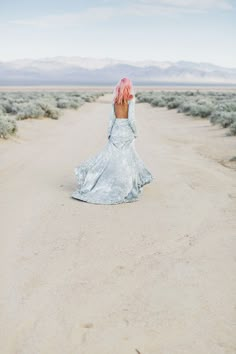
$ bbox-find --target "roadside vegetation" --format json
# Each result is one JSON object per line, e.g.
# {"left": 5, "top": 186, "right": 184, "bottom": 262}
{"left": 0, "top": 91, "right": 105, "bottom": 138}
{"left": 136, "top": 90, "right": 236, "bottom": 136}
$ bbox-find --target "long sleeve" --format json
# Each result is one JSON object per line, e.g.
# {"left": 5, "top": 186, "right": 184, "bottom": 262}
{"left": 107, "top": 104, "right": 116, "bottom": 138}
{"left": 128, "top": 97, "right": 137, "bottom": 138}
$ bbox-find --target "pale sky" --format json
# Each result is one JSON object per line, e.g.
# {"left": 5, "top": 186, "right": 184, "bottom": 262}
{"left": 0, "top": 0, "right": 235, "bottom": 68}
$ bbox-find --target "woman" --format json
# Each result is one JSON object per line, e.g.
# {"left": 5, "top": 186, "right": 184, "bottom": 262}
{"left": 71, "top": 77, "right": 154, "bottom": 204}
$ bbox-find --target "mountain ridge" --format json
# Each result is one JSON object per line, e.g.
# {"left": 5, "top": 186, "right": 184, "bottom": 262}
{"left": 0, "top": 56, "right": 236, "bottom": 85}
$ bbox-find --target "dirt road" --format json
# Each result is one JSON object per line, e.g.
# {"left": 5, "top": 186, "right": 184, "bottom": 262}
{"left": 0, "top": 94, "right": 235, "bottom": 354}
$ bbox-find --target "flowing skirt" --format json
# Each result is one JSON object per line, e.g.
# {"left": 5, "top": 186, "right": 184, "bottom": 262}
{"left": 71, "top": 119, "right": 154, "bottom": 204}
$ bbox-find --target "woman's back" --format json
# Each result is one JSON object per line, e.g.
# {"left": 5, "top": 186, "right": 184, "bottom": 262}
{"left": 114, "top": 102, "right": 129, "bottom": 119}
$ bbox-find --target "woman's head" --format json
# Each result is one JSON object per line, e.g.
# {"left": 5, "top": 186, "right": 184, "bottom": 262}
{"left": 113, "top": 77, "right": 134, "bottom": 104}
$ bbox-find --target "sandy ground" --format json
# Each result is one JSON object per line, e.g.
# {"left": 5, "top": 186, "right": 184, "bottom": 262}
{"left": 0, "top": 94, "right": 236, "bottom": 354}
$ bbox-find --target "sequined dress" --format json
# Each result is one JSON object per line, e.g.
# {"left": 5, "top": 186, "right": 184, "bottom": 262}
{"left": 71, "top": 97, "right": 154, "bottom": 204}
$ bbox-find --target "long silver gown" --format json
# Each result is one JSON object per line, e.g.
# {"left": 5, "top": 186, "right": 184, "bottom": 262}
{"left": 71, "top": 97, "right": 154, "bottom": 204}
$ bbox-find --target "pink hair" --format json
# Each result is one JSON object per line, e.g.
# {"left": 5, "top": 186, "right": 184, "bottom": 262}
{"left": 113, "top": 77, "right": 134, "bottom": 104}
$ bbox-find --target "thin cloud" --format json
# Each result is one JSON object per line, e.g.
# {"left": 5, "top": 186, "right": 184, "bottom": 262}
{"left": 127, "top": 0, "right": 233, "bottom": 11}
{"left": 8, "top": 0, "right": 233, "bottom": 28}
{"left": 9, "top": 7, "right": 115, "bottom": 28}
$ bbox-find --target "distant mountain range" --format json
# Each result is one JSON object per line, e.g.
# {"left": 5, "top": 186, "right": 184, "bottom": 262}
{"left": 0, "top": 56, "right": 236, "bottom": 85}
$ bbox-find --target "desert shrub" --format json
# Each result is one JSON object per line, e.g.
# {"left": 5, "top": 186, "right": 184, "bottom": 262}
{"left": 0, "top": 115, "right": 17, "bottom": 138}
{"left": 185, "top": 91, "right": 196, "bottom": 96}
{"left": 187, "top": 103, "right": 203, "bottom": 116}
{"left": 191, "top": 103, "right": 213, "bottom": 118}
{"left": 79, "top": 93, "right": 97, "bottom": 102}
{"left": 1, "top": 100, "right": 14, "bottom": 114}
{"left": 177, "top": 101, "right": 193, "bottom": 114}
{"left": 210, "top": 111, "right": 222, "bottom": 124}
{"left": 37, "top": 101, "right": 61, "bottom": 119}
{"left": 56, "top": 98, "right": 70, "bottom": 109}
{"left": 56, "top": 97, "right": 84, "bottom": 109}
{"left": 217, "top": 101, "right": 236, "bottom": 112}
{"left": 70, "top": 99, "right": 84, "bottom": 109}
{"left": 167, "top": 98, "right": 184, "bottom": 109}
{"left": 136, "top": 92, "right": 156, "bottom": 103}
{"left": 226, "top": 122, "right": 236, "bottom": 136}
{"left": 150, "top": 97, "right": 166, "bottom": 107}
{"left": 180, "top": 101, "right": 213, "bottom": 118}
{"left": 16, "top": 103, "right": 45, "bottom": 120}
{"left": 215, "top": 112, "right": 236, "bottom": 128}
